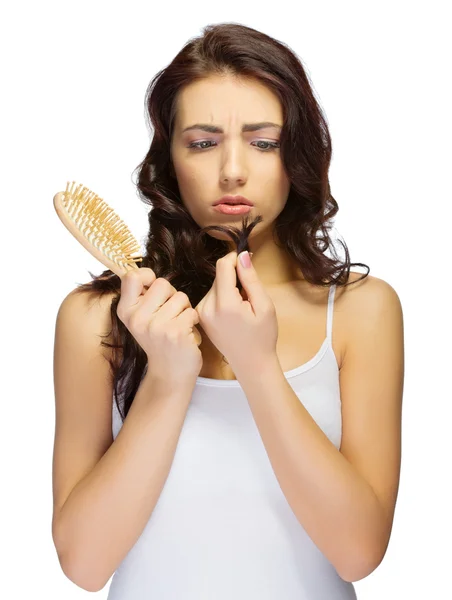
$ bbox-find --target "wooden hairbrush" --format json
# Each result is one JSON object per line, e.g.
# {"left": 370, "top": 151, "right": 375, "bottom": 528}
{"left": 53, "top": 181, "right": 202, "bottom": 346}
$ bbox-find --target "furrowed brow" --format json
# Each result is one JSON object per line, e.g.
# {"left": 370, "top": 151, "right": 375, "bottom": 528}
{"left": 182, "top": 122, "right": 282, "bottom": 134}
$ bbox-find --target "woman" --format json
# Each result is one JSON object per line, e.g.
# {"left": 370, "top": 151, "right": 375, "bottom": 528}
{"left": 51, "top": 22, "right": 404, "bottom": 599}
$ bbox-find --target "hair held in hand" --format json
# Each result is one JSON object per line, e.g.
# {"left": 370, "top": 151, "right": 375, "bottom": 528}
{"left": 73, "top": 23, "right": 369, "bottom": 422}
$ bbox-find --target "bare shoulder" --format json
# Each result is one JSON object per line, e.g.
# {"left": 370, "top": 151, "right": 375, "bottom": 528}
{"left": 59, "top": 287, "right": 118, "bottom": 364}
{"left": 333, "top": 271, "right": 403, "bottom": 369}
{"left": 336, "top": 271, "right": 402, "bottom": 318}
{"left": 336, "top": 271, "right": 403, "bottom": 362}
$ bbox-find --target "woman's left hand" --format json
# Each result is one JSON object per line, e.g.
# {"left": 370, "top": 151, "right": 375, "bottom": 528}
{"left": 194, "top": 250, "right": 279, "bottom": 373}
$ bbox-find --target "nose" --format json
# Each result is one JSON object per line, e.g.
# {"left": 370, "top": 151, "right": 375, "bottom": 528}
{"left": 219, "top": 143, "right": 248, "bottom": 185}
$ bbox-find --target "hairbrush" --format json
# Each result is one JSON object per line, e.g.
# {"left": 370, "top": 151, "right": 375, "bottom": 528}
{"left": 53, "top": 181, "right": 202, "bottom": 346}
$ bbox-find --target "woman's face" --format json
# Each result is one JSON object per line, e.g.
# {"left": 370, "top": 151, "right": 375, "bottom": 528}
{"left": 170, "top": 74, "right": 291, "bottom": 243}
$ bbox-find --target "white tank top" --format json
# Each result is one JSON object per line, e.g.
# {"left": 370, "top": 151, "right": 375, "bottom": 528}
{"left": 108, "top": 283, "right": 357, "bottom": 599}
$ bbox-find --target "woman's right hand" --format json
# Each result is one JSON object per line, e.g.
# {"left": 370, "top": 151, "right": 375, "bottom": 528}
{"left": 116, "top": 267, "right": 203, "bottom": 391}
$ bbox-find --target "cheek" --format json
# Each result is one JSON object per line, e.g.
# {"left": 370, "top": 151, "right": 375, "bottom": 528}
{"left": 174, "top": 166, "right": 212, "bottom": 213}
{"left": 260, "top": 164, "right": 290, "bottom": 192}
{"left": 273, "top": 164, "right": 291, "bottom": 195}
{"left": 281, "top": 174, "right": 291, "bottom": 196}
{"left": 174, "top": 160, "right": 209, "bottom": 189}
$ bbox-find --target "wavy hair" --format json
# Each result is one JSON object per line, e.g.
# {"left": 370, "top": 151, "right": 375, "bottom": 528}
{"left": 73, "top": 22, "right": 369, "bottom": 422}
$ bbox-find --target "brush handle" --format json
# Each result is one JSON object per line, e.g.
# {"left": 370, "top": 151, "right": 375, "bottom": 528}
{"left": 53, "top": 191, "right": 202, "bottom": 346}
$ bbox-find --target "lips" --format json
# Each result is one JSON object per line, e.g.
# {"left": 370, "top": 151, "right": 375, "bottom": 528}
{"left": 213, "top": 195, "right": 254, "bottom": 206}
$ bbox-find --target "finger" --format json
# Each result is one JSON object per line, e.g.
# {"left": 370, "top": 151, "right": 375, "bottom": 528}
{"left": 153, "top": 289, "right": 191, "bottom": 323}
{"left": 236, "top": 252, "right": 270, "bottom": 315}
{"left": 119, "top": 268, "right": 157, "bottom": 309}
{"left": 214, "top": 251, "right": 239, "bottom": 307}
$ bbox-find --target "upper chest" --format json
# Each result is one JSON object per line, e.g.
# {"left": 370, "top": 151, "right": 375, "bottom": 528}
{"left": 198, "top": 279, "right": 349, "bottom": 381}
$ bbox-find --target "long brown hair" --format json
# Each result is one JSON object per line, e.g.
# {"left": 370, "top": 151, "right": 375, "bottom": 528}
{"left": 73, "top": 22, "right": 369, "bottom": 422}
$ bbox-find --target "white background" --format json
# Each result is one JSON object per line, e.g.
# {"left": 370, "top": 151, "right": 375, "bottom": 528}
{"left": 1, "top": 1, "right": 450, "bottom": 598}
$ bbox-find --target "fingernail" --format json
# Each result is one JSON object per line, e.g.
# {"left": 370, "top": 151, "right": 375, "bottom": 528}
{"left": 239, "top": 251, "right": 252, "bottom": 268}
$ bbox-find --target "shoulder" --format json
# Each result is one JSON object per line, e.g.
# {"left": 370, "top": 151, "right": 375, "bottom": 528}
{"left": 338, "top": 271, "right": 403, "bottom": 359}
{"left": 59, "top": 286, "right": 117, "bottom": 324}
{"left": 57, "top": 287, "right": 118, "bottom": 363}
{"left": 337, "top": 271, "right": 402, "bottom": 318}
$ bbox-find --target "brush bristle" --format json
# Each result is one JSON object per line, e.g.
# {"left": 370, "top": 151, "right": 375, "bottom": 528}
{"left": 62, "top": 181, "right": 143, "bottom": 270}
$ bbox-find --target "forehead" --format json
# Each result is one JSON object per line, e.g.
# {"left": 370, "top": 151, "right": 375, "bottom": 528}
{"left": 174, "top": 75, "right": 283, "bottom": 131}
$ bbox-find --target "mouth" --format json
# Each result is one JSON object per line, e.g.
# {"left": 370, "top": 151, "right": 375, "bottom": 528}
{"left": 213, "top": 203, "right": 252, "bottom": 215}
{"left": 212, "top": 195, "right": 254, "bottom": 207}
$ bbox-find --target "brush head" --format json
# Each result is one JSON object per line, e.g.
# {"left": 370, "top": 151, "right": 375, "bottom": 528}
{"left": 53, "top": 181, "right": 144, "bottom": 278}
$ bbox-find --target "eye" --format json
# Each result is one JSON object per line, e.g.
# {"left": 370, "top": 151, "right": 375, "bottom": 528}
{"left": 252, "top": 141, "right": 280, "bottom": 152}
{"left": 188, "top": 140, "right": 216, "bottom": 150}
{"left": 187, "top": 140, "right": 280, "bottom": 152}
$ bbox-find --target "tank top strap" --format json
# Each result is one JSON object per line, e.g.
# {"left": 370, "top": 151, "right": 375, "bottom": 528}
{"left": 326, "top": 284, "right": 337, "bottom": 341}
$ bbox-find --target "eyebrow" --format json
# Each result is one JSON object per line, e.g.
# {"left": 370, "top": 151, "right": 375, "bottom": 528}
{"left": 181, "top": 122, "right": 282, "bottom": 134}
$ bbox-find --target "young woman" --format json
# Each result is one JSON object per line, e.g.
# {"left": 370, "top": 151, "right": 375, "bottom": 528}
{"left": 52, "top": 22, "right": 404, "bottom": 599}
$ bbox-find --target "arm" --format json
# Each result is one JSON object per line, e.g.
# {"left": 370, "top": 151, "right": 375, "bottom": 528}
{"left": 51, "top": 289, "right": 194, "bottom": 593}
{"left": 53, "top": 375, "right": 192, "bottom": 592}
{"left": 233, "top": 277, "right": 404, "bottom": 583}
